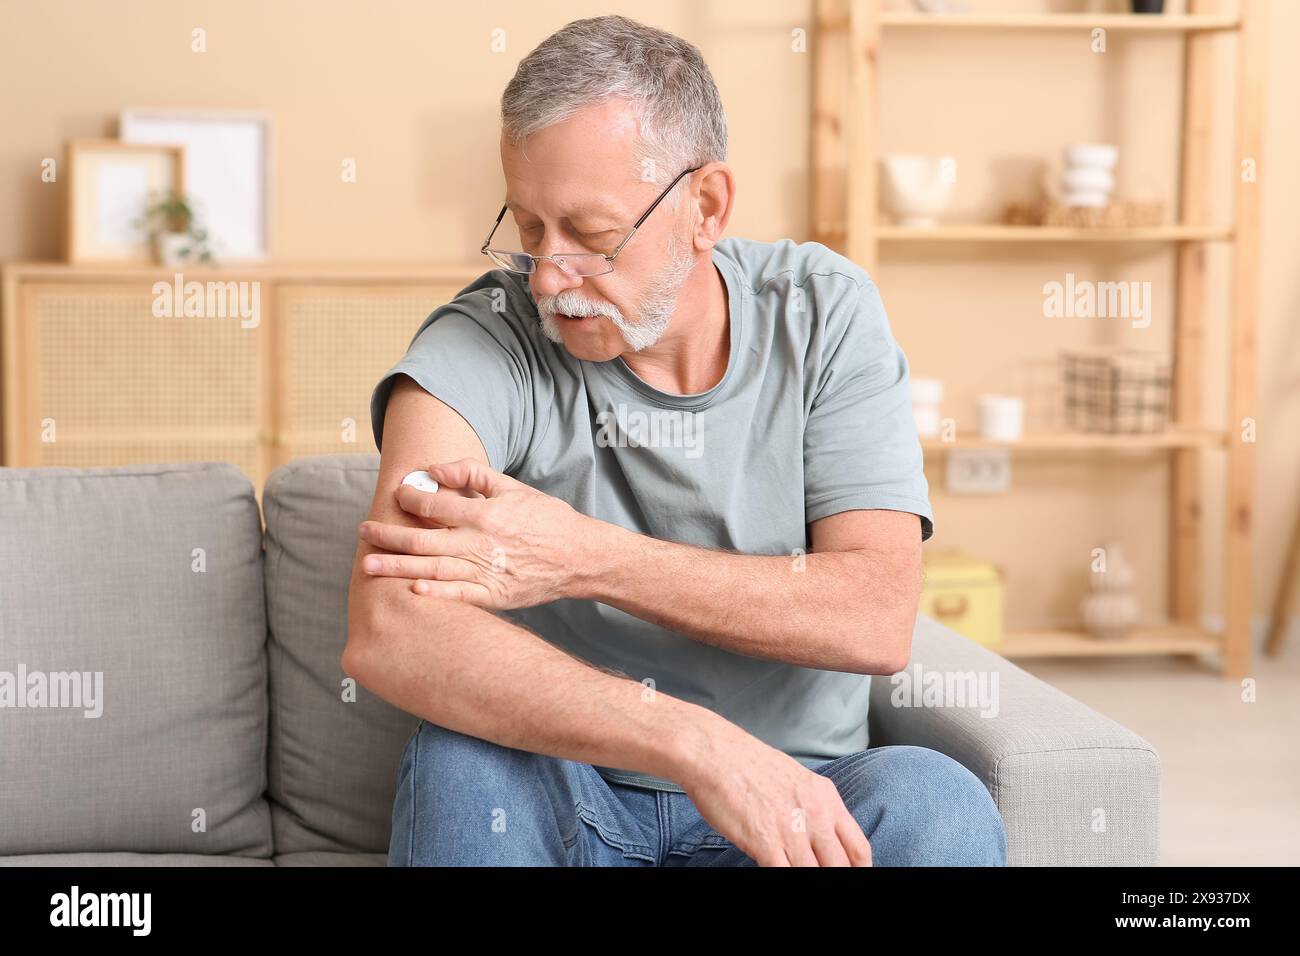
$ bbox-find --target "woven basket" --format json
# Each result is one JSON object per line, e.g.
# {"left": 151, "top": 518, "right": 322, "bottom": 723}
{"left": 1005, "top": 200, "right": 1165, "bottom": 229}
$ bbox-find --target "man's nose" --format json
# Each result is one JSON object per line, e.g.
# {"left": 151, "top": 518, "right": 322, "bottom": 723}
{"left": 529, "top": 252, "right": 584, "bottom": 299}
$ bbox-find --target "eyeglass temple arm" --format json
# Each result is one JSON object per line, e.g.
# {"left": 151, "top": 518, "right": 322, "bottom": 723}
{"left": 608, "top": 165, "right": 702, "bottom": 259}
{"left": 480, "top": 203, "right": 507, "bottom": 253}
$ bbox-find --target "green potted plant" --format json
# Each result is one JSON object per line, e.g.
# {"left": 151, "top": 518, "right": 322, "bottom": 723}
{"left": 135, "top": 190, "right": 214, "bottom": 266}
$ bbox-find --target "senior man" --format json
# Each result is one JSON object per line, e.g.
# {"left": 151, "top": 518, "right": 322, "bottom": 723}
{"left": 343, "top": 14, "right": 1006, "bottom": 867}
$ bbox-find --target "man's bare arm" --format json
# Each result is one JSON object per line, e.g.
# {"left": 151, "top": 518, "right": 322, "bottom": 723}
{"left": 578, "top": 510, "right": 923, "bottom": 675}
{"left": 342, "top": 374, "right": 732, "bottom": 785}
{"left": 361, "top": 443, "right": 922, "bottom": 675}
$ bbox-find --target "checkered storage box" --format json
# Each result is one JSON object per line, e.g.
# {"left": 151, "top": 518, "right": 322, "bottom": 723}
{"left": 1061, "top": 348, "right": 1171, "bottom": 433}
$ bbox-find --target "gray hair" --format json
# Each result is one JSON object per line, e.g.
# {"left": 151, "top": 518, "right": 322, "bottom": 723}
{"left": 501, "top": 15, "right": 727, "bottom": 195}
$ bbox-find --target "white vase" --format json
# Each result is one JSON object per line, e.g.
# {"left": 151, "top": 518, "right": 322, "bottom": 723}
{"left": 1081, "top": 542, "right": 1140, "bottom": 639}
{"left": 1081, "top": 590, "right": 1140, "bottom": 640}
{"left": 1094, "top": 541, "right": 1138, "bottom": 591}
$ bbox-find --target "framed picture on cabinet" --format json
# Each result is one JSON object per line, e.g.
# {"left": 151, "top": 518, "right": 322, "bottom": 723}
{"left": 119, "top": 108, "right": 271, "bottom": 261}
{"left": 64, "top": 139, "right": 186, "bottom": 263}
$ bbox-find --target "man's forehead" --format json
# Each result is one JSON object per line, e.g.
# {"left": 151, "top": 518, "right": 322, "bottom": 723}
{"left": 503, "top": 192, "right": 626, "bottom": 218}
{"left": 499, "top": 104, "right": 643, "bottom": 217}
{"left": 502, "top": 163, "right": 638, "bottom": 219}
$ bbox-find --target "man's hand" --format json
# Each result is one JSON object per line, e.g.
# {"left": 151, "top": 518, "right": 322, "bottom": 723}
{"left": 680, "top": 721, "right": 873, "bottom": 867}
{"left": 357, "top": 457, "right": 600, "bottom": 610}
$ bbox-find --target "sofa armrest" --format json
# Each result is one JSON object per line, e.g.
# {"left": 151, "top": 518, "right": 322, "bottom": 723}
{"left": 868, "top": 616, "right": 1161, "bottom": 866}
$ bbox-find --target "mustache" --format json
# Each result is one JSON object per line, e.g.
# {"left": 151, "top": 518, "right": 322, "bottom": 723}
{"left": 535, "top": 291, "right": 620, "bottom": 319}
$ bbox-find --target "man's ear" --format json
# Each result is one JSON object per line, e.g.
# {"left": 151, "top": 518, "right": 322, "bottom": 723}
{"left": 692, "top": 162, "right": 736, "bottom": 252}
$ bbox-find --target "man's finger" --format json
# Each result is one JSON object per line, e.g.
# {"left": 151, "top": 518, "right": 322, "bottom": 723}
{"left": 784, "top": 834, "right": 820, "bottom": 867}
{"left": 395, "top": 483, "right": 482, "bottom": 527}
{"left": 427, "top": 458, "right": 503, "bottom": 497}
{"left": 809, "top": 823, "right": 852, "bottom": 867}
{"left": 361, "top": 552, "right": 481, "bottom": 582}
{"left": 409, "top": 578, "right": 493, "bottom": 606}
{"left": 836, "top": 812, "right": 873, "bottom": 867}
{"left": 358, "top": 520, "right": 476, "bottom": 556}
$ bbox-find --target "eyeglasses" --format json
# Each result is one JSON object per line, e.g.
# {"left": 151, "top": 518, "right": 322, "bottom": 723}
{"left": 480, "top": 165, "right": 701, "bottom": 277}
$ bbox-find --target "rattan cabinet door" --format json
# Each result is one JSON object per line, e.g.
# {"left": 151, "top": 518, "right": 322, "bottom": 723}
{"left": 12, "top": 280, "right": 263, "bottom": 483}
{"left": 271, "top": 283, "right": 467, "bottom": 467}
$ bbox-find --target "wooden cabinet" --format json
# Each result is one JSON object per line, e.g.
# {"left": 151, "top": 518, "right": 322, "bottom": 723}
{"left": 1, "top": 263, "right": 479, "bottom": 492}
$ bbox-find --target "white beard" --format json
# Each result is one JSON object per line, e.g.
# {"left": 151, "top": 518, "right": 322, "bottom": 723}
{"left": 535, "top": 232, "right": 697, "bottom": 352}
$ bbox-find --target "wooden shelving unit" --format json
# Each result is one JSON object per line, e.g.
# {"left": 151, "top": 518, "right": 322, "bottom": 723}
{"left": 811, "top": 0, "right": 1266, "bottom": 676}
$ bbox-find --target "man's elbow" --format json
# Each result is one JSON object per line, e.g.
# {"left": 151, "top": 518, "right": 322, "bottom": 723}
{"left": 852, "top": 611, "right": 913, "bottom": 675}
{"left": 880, "top": 616, "right": 915, "bottom": 675}
{"left": 342, "top": 574, "right": 387, "bottom": 685}
{"left": 340, "top": 642, "right": 367, "bottom": 685}
{"left": 850, "top": 565, "right": 921, "bottom": 675}
{"left": 341, "top": 614, "right": 372, "bottom": 682}
{"left": 342, "top": 573, "right": 466, "bottom": 686}
{"left": 877, "top": 585, "right": 921, "bottom": 675}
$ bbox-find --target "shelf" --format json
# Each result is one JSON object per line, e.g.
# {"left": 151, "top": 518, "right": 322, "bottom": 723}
{"left": 921, "top": 428, "right": 1227, "bottom": 453}
{"left": 828, "top": 225, "right": 1233, "bottom": 243}
{"left": 879, "top": 225, "right": 1232, "bottom": 243}
{"left": 996, "top": 624, "right": 1221, "bottom": 659}
{"left": 878, "top": 12, "right": 1240, "bottom": 32}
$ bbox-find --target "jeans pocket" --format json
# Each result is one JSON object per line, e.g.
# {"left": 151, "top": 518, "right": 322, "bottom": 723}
{"left": 667, "top": 833, "right": 732, "bottom": 860}
{"left": 574, "top": 803, "right": 656, "bottom": 864}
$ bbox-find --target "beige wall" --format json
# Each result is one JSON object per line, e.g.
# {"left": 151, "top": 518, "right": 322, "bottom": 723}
{"left": 0, "top": 0, "right": 1295, "bottom": 630}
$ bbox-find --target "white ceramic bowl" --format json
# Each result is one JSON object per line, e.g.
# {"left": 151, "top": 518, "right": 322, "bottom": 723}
{"left": 880, "top": 155, "right": 954, "bottom": 228}
{"left": 1063, "top": 143, "right": 1119, "bottom": 169}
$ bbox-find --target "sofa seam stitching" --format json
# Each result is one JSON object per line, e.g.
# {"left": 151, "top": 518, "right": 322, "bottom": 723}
{"left": 267, "top": 477, "right": 289, "bottom": 852}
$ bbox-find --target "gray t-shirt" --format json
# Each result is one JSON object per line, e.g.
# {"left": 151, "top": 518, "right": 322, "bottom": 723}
{"left": 371, "top": 236, "right": 933, "bottom": 792}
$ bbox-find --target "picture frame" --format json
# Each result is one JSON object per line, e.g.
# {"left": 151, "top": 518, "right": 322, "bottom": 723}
{"left": 64, "top": 139, "right": 186, "bottom": 263}
{"left": 119, "top": 108, "right": 271, "bottom": 261}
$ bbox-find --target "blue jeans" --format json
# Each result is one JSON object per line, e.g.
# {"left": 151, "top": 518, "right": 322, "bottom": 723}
{"left": 388, "top": 719, "right": 1007, "bottom": 866}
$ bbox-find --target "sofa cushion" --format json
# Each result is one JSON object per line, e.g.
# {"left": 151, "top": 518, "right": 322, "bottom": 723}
{"left": 262, "top": 454, "right": 420, "bottom": 855}
{"left": 0, "top": 853, "right": 273, "bottom": 867}
{"left": 868, "top": 615, "right": 1161, "bottom": 865}
{"left": 0, "top": 463, "right": 272, "bottom": 857}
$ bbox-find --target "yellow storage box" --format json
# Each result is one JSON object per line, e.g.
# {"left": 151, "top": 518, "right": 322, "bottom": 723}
{"left": 920, "top": 551, "right": 1004, "bottom": 647}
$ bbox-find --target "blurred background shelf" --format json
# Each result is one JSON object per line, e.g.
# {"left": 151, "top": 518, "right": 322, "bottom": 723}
{"left": 877, "top": 12, "right": 1241, "bottom": 32}
{"left": 817, "top": 224, "right": 1234, "bottom": 243}
{"left": 1000, "top": 624, "right": 1222, "bottom": 659}
{"left": 920, "top": 428, "right": 1229, "bottom": 452}
{"left": 874, "top": 224, "right": 1234, "bottom": 242}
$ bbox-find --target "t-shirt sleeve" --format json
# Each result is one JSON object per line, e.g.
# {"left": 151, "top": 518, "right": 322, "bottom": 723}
{"left": 369, "top": 307, "right": 533, "bottom": 474}
{"left": 803, "top": 279, "right": 934, "bottom": 541}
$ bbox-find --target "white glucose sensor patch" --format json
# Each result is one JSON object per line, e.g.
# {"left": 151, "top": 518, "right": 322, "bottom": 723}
{"left": 401, "top": 470, "right": 440, "bottom": 494}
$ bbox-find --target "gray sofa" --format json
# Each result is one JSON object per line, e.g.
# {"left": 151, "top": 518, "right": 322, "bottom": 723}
{"left": 0, "top": 456, "right": 1160, "bottom": 866}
